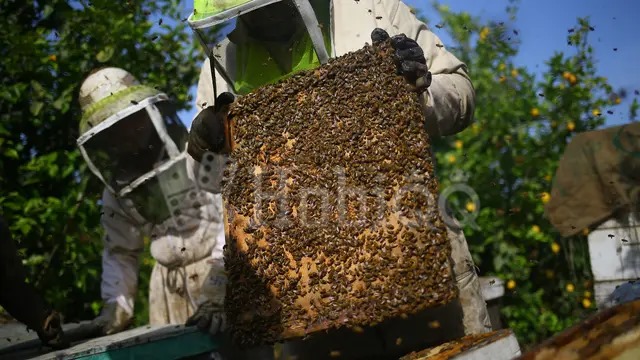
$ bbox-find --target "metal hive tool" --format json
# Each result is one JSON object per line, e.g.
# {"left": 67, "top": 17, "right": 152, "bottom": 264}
{"left": 219, "top": 40, "right": 458, "bottom": 348}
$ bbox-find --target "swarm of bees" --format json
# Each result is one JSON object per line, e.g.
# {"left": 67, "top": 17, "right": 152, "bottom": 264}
{"left": 221, "top": 40, "right": 457, "bottom": 348}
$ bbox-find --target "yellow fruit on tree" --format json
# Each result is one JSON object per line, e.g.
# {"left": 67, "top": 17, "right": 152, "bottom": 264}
{"left": 447, "top": 154, "right": 456, "bottom": 164}
{"left": 592, "top": 109, "right": 601, "bottom": 116}
{"left": 567, "top": 121, "right": 575, "bottom": 131}
{"left": 566, "top": 283, "right": 575, "bottom": 292}
{"left": 541, "top": 192, "right": 551, "bottom": 204}
{"left": 551, "top": 242, "right": 561, "bottom": 254}
{"left": 507, "top": 280, "right": 516, "bottom": 290}
{"left": 531, "top": 225, "right": 541, "bottom": 234}
{"left": 511, "top": 69, "right": 519, "bottom": 77}
{"left": 530, "top": 108, "right": 540, "bottom": 117}
{"left": 562, "top": 71, "right": 571, "bottom": 80}
{"left": 455, "top": 140, "right": 463, "bottom": 149}
{"left": 465, "top": 202, "right": 476, "bottom": 212}
{"left": 582, "top": 298, "right": 592, "bottom": 308}
{"left": 568, "top": 74, "right": 577, "bottom": 85}
{"left": 480, "top": 27, "right": 490, "bottom": 41}
{"left": 615, "top": 97, "right": 621, "bottom": 104}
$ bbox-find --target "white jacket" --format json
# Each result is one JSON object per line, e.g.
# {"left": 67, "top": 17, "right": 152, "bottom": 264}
{"left": 99, "top": 154, "right": 226, "bottom": 316}
{"left": 196, "top": 0, "right": 476, "bottom": 137}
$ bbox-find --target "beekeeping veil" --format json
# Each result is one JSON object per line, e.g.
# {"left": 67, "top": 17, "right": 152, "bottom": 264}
{"left": 187, "top": 0, "right": 331, "bottom": 99}
{"left": 77, "top": 68, "right": 192, "bottom": 221}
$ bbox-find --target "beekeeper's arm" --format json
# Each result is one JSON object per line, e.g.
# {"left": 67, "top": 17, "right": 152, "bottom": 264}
{"left": 0, "top": 214, "right": 69, "bottom": 349}
{"left": 92, "top": 189, "right": 144, "bottom": 335}
{"left": 194, "top": 56, "right": 219, "bottom": 115}
{"left": 187, "top": 56, "right": 235, "bottom": 165}
{"left": 180, "top": 57, "right": 232, "bottom": 336}
{"left": 373, "top": 1, "right": 476, "bottom": 137}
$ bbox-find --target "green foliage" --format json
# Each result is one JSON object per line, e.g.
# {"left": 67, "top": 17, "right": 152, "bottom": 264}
{"left": 0, "top": 0, "right": 200, "bottom": 322}
{"left": 423, "top": 1, "right": 637, "bottom": 349}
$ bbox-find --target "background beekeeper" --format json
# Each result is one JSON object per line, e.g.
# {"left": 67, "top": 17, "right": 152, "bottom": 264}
{"left": 186, "top": 0, "right": 491, "bottom": 357}
{"left": 76, "top": 67, "right": 231, "bottom": 336}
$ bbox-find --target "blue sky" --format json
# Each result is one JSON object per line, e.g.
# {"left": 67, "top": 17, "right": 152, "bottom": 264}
{"left": 173, "top": 0, "right": 640, "bottom": 129}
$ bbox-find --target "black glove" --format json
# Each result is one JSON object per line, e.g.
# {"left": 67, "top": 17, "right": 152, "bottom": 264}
{"left": 36, "top": 310, "right": 70, "bottom": 350}
{"left": 371, "top": 28, "right": 432, "bottom": 93}
{"left": 187, "top": 92, "right": 236, "bottom": 163}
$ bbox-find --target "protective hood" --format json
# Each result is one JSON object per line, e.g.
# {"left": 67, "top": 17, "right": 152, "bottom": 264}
{"left": 77, "top": 94, "right": 189, "bottom": 198}
{"left": 187, "top": 0, "right": 331, "bottom": 98}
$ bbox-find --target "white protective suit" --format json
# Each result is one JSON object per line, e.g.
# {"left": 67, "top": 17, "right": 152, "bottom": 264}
{"left": 99, "top": 158, "right": 226, "bottom": 326}
{"left": 194, "top": 0, "right": 492, "bottom": 339}
{"left": 74, "top": 66, "right": 227, "bottom": 335}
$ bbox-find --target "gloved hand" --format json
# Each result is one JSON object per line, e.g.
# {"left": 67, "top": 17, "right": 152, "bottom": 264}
{"left": 187, "top": 92, "right": 236, "bottom": 163}
{"left": 186, "top": 262, "right": 227, "bottom": 337}
{"left": 186, "top": 299, "right": 226, "bottom": 336}
{"left": 371, "top": 28, "right": 432, "bottom": 93}
{"left": 91, "top": 301, "right": 134, "bottom": 336}
{"left": 36, "top": 310, "right": 70, "bottom": 349}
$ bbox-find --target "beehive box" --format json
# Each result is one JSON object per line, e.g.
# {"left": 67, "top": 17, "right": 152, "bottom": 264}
{"left": 586, "top": 212, "right": 640, "bottom": 308}
{"left": 517, "top": 299, "right": 640, "bottom": 360}
{"left": 399, "top": 329, "right": 521, "bottom": 360}
{"left": 221, "top": 40, "right": 457, "bottom": 347}
{"left": 0, "top": 323, "right": 218, "bottom": 360}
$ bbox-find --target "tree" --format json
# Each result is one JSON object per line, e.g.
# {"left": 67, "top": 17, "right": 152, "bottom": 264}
{"left": 0, "top": 0, "right": 204, "bottom": 324}
{"left": 421, "top": 1, "right": 638, "bottom": 349}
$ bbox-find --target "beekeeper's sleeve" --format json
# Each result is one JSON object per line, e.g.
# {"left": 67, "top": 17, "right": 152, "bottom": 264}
{"left": 389, "top": 0, "right": 476, "bottom": 137}
{"left": 99, "top": 189, "right": 144, "bottom": 317}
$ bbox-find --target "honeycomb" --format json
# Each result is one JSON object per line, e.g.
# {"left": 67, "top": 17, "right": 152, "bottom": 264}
{"left": 221, "top": 40, "right": 457, "bottom": 348}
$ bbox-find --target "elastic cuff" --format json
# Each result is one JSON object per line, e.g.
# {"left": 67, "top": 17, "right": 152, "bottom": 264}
{"left": 419, "top": 88, "right": 439, "bottom": 137}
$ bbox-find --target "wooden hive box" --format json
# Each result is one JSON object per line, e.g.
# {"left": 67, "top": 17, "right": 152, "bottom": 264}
{"left": 220, "top": 40, "right": 457, "bottom": 348}
{"left": 517, "top": 299, "right": 640, "bottom": 360}
{"left": 586, "top": 212, "right": 640, "bottom": 308}
{"left": 0, "top": 323, "right": 217, "bottom": 360}
{"left": 399, "top": 329, "right": 521, "bottom": 360}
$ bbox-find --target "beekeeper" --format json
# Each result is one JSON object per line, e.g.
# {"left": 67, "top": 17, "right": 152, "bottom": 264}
{"left": 186, "top": 0, "right": 491, "bottom": 352}
{"left": 76, "top": 67, "right": 232, "bottom": 335}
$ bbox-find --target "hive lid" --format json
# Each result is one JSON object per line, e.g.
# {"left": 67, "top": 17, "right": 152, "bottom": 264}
{"left": 517, "top": 299, "right": 640, "bottom": 360}
{"left": 399, "top": 329, "right": 521, "bottom": 360}
{"left": 0, "top": 324, "right": 218, "bottom": 360}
